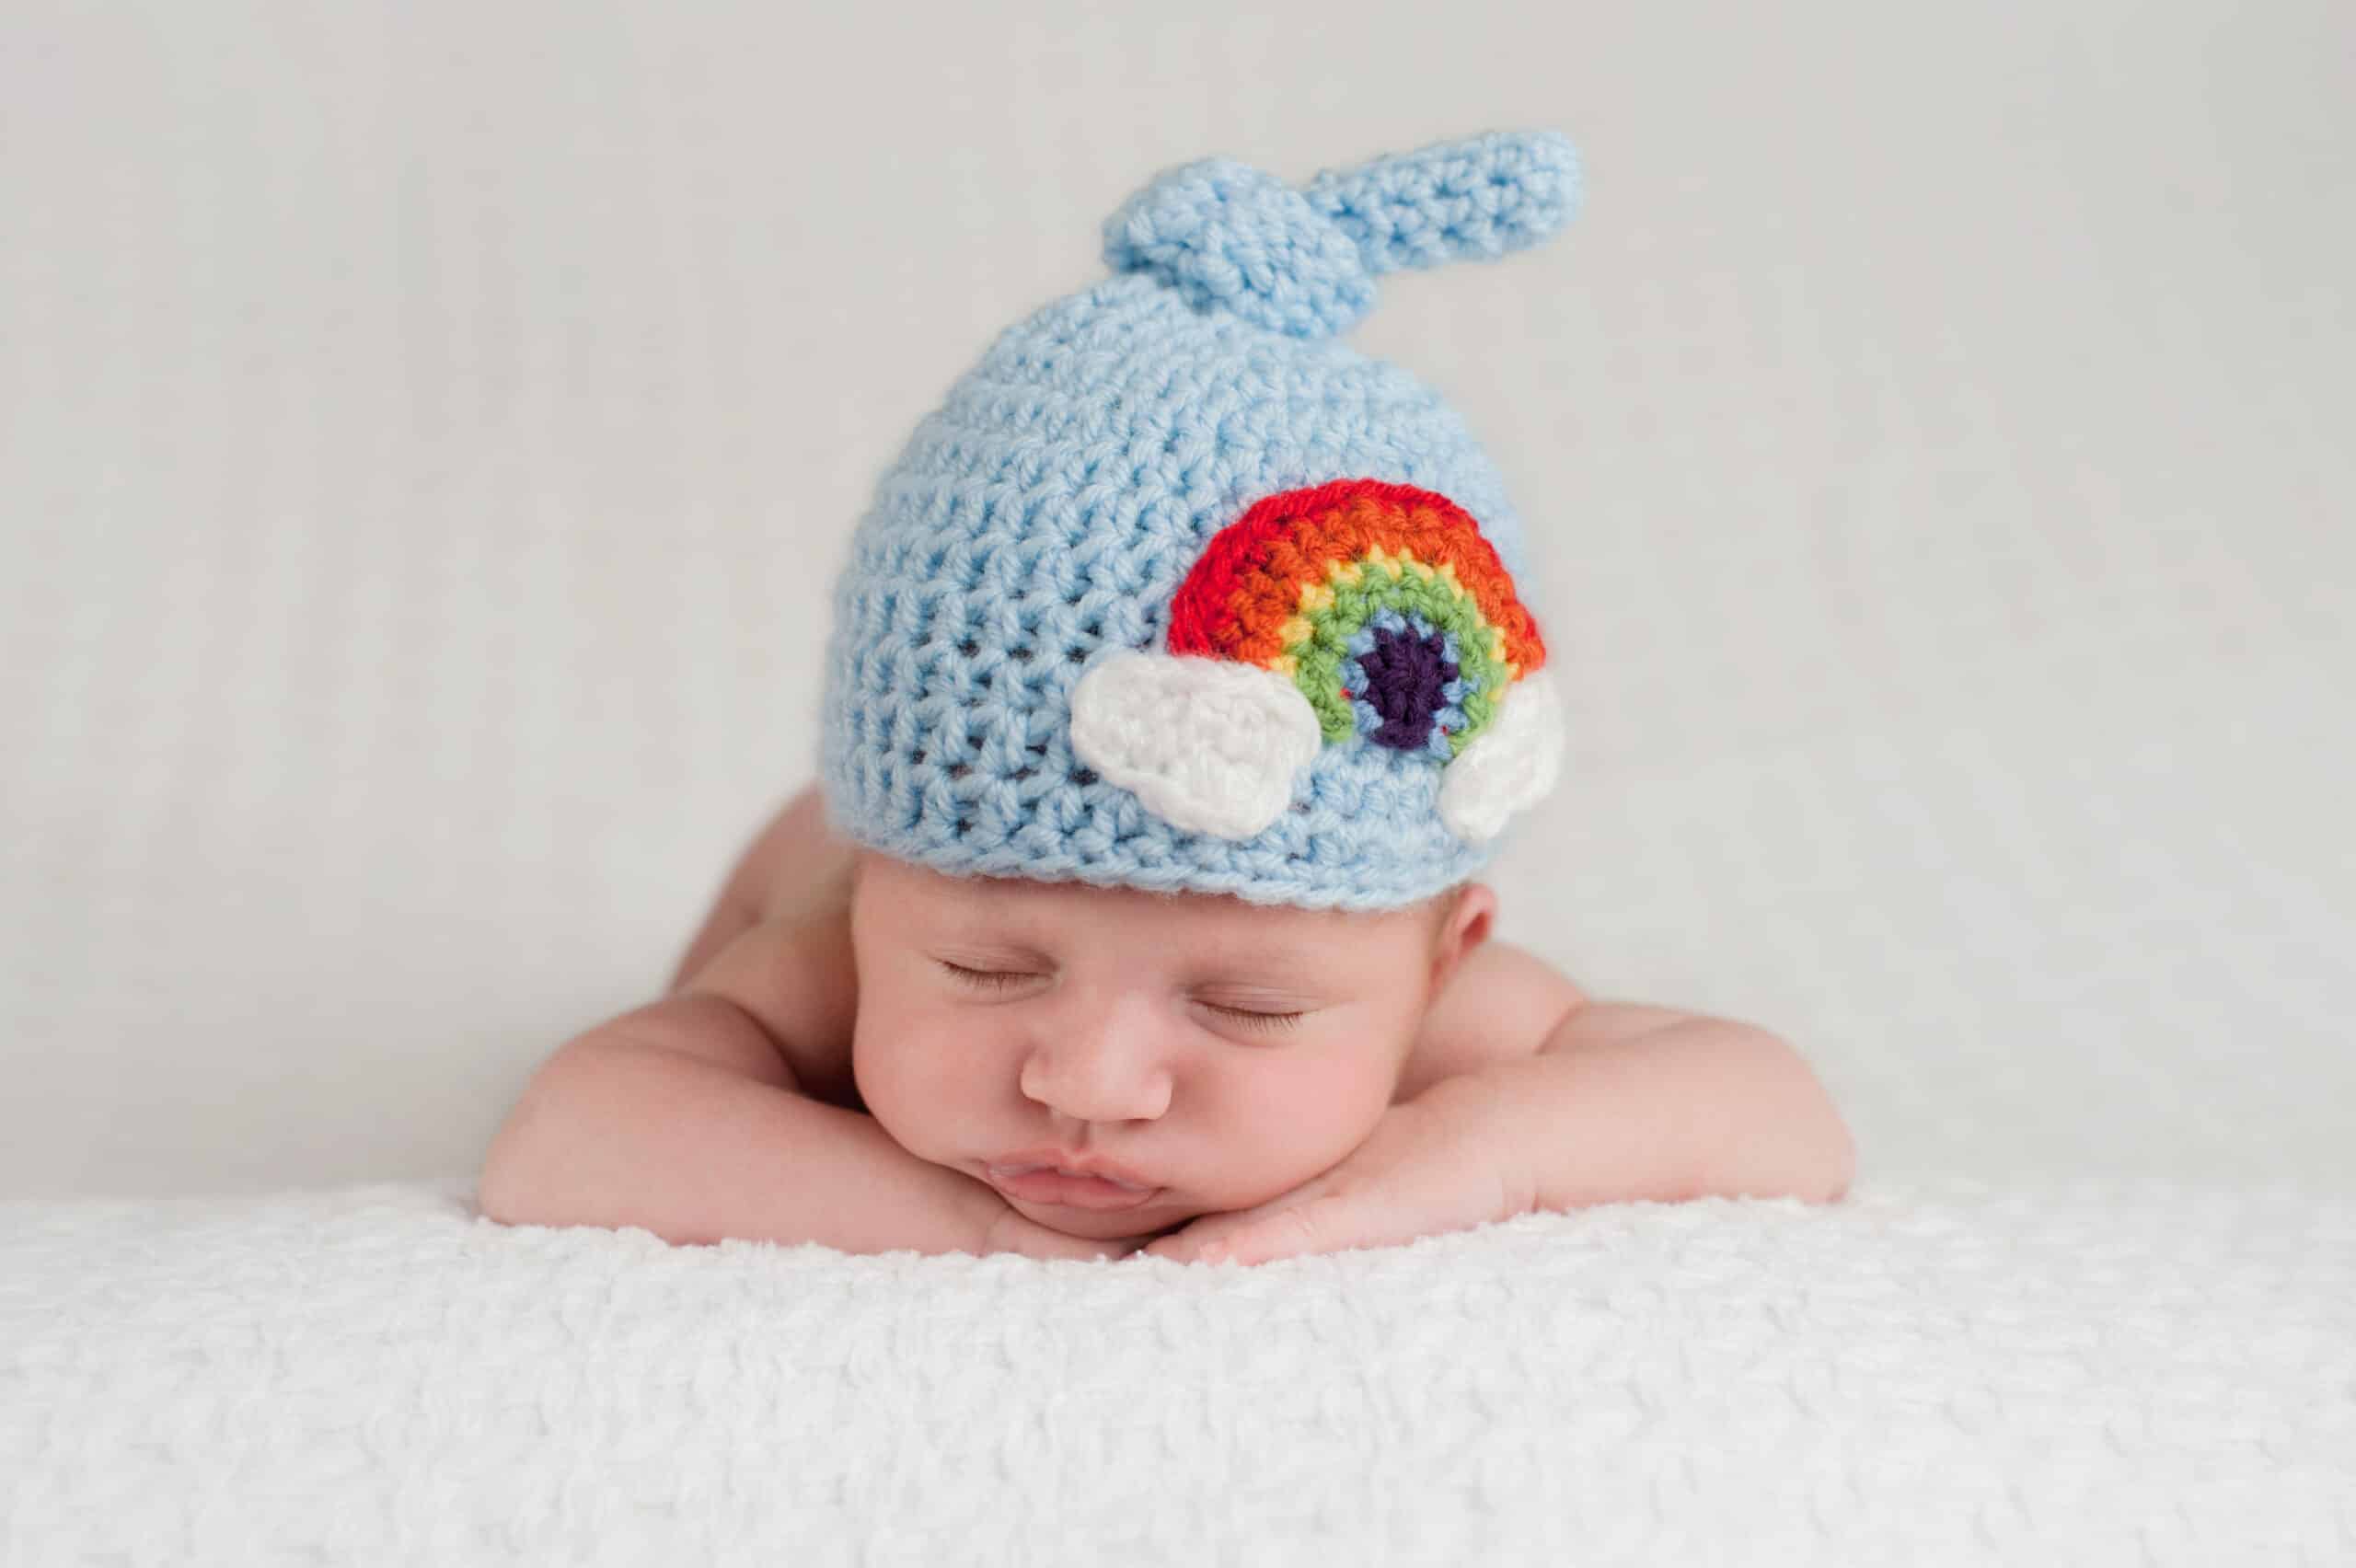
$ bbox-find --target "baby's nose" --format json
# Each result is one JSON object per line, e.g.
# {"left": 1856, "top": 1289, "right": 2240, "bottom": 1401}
{"left": 1019, "top": 1036, "right": 1172, "bottom": 1124}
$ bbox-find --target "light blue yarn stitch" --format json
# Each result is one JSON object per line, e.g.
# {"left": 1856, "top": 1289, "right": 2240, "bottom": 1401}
{"left": 818, "top": 130, "right": 1582, "bottom": 911}
{"left": 1103, "top": 130, "right": 1580, "bottom": 339}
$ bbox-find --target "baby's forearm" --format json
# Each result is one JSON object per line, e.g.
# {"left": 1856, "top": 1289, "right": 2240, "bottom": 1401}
{"left": 1473, "top": 1008, "right": 1855, "bottom": 1210}
{"left": 478, "top": 1020, "right": 995, "bottom": 1256}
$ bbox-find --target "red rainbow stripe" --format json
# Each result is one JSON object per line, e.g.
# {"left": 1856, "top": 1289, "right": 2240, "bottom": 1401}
{"left": 1164, "top": 478, "right": 1546, "bottom": 673}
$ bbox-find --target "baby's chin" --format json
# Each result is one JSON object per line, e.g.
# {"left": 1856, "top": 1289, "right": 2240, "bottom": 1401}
{"left": 1012, "top": 1193, "right": 1197, "bottom": 1242}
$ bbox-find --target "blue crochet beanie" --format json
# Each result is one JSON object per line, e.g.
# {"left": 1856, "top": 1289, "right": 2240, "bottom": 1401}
{"left": 818, "top": 130, "right": 1581, "bottom": 911}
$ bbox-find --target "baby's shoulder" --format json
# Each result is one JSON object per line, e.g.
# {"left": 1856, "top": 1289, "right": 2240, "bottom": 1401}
{"left": 681, "top": 905, "right": 863, "bottom": 1110}
{"left": 1394, "top": 940, "right": 1586, "bottom": 1104}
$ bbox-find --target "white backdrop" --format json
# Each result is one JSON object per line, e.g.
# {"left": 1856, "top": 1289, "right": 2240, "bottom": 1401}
{"left": 3, "top": 0, "right": 2349, "bottom": 1197}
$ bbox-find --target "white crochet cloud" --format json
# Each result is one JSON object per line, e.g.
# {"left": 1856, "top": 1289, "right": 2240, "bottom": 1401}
{"left": 1438, "top": 670, "right": 1566, "bottom": 842}
{"left": 1068, "top": 650, "right": 1321, "bottom": 840}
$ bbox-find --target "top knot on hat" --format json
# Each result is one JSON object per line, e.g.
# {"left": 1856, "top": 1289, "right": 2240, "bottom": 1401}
{"left": 1101, "top": 130, "right": 1583, "bottom": 340}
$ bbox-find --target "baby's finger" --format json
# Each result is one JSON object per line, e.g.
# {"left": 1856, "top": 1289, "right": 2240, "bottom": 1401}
{"left": 1141, "top": 1212, "right": 1257, "bottom": 1262}
{"left": 1047, "top": 1233, "right": 1143, "bottom": 1262}
{"left": 1218, "top": 1196, "right": 1369, "bottom": 1266}
{"left": 1142, "top": 1226, "right": 1222, "bottom": 1263}
{"left": 1149, "top": 1185, "right": 1338, "bottom": 1263}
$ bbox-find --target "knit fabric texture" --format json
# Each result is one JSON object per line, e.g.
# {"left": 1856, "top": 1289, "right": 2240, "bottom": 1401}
{"left": 818, "top": 130, "right": 1581, "bottom": 910}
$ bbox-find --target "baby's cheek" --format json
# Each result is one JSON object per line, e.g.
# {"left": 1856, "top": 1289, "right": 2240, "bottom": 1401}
{"left": 1215, "top": 1055, "right": 1394, "bottom": 1196}
{"left": 849, "top": 1016, "right": 958, "bottom": 1147}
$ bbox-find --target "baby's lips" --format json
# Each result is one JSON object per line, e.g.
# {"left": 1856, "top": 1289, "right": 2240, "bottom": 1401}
{"left": 988, "top": 1160, "right": 1149, "bottom": 1192}
{"left": 1068, "top": 649, "right": 1321, "bottom": 840}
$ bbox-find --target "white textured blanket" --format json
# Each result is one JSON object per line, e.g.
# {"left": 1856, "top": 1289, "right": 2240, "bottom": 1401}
{"left": 6, "top": 1177, "right": 2350, "bottom": 1564}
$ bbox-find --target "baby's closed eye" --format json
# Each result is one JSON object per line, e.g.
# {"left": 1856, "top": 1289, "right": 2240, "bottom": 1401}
{"left": 936, "top": 961, "right": 1306, "bottom": 1032}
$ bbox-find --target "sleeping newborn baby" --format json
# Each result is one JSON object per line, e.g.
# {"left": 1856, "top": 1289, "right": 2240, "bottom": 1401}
{"left": 479, "top": 785, "right": 1851, "bottom": 1264}
{"left": 479, "top": 131, "right": 1854, "bottom": 1264}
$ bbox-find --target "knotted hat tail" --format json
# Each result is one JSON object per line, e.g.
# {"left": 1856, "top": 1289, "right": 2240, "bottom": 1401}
{"left": 1102, "top": 131, "right": 1581, "bottom": 339}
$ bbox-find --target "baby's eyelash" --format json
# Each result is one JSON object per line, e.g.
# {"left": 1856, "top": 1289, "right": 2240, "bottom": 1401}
{"left": 1202, "top": 1002, "right": 1304, "bottom": 1032}
{"left": 940, "top": 963, "right": 1303, "bottom": 1032}
{"left": 941, "top": 962, "right": 1033, "bottom": 990}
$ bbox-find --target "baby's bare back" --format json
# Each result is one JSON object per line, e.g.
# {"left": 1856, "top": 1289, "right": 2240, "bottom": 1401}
{"left": 669, "top": 783, "right": 852, "bottom": 994}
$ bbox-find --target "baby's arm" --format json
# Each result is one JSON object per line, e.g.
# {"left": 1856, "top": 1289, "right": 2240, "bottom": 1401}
{"left": 478, "top": 912, "right": 1132, "bottom": 1261}
{"left": 1530, "top": 996, "right": 1854, "bottom": 1208}
{"left": 1418, "top": 943, "right": 1855, "bottom": 1209}
{"left": 1141, "top": 940, "right": 1855, "bottom": 1267}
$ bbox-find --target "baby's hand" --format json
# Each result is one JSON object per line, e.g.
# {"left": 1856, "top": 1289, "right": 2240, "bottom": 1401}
{"left": 1142, "top": 1073, "right": 1530, "bottom": 1267}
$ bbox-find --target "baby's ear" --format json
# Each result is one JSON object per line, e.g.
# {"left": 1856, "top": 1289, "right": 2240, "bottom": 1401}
{"left": 1429, "top": 882, "right": 1498, "bottom": 991}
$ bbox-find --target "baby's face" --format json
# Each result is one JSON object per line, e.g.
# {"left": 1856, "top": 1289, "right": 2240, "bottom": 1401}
{"left": 847, "top": 852, "right": 1456, "bottom": 1240}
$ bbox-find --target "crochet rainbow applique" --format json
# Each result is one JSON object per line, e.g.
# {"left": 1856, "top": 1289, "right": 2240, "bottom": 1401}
{"left": 1069, "top": 478, "right": 1565, "bottom": 844}
{"left": 1167, "top": 478, "right": 1547, "bottom": 757}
